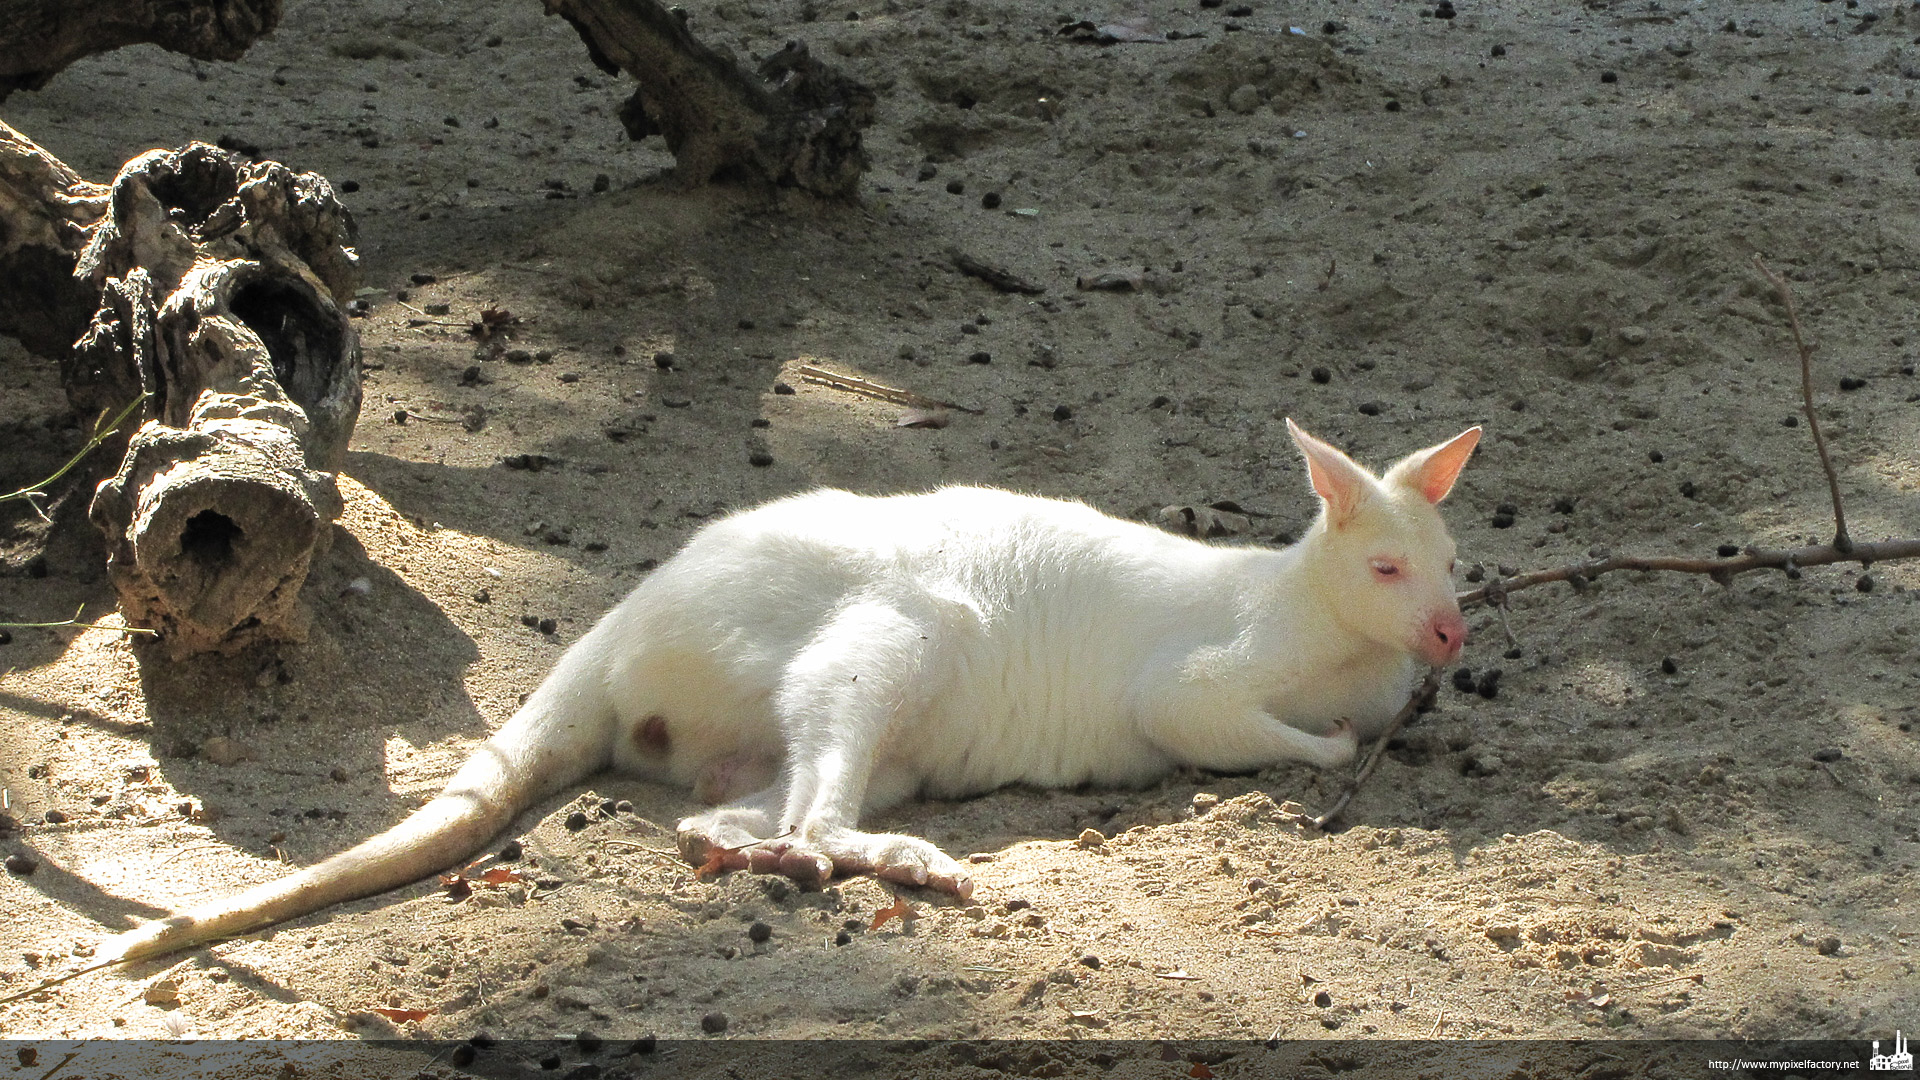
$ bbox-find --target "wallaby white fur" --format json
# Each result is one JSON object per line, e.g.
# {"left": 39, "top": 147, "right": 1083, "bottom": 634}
{"left": 96, "top": 421, "right": 1479, "bottom": 965}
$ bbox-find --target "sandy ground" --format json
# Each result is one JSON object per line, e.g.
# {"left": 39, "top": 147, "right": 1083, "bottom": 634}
{"left": 2, "top": 0, "right": 1918, "bottom": 1056}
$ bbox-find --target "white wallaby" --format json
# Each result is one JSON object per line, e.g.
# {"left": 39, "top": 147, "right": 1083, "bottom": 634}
{"left": 92, "top": 419, "right": 1479, "bottom": 966}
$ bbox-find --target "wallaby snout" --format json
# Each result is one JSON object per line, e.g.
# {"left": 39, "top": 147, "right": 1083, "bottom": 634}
{"left": 1422, "top": 608, "right": 1469, "bottom": 666}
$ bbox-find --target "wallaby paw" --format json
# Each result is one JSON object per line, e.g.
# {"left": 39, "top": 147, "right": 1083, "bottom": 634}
{"left": 675, "top": 810, "right": 772, "bottom": 870}
{"left": 731, "top": 829, "right": 974, "bottom": 898}
{"left": 1312, "top": 717, "right": 1361, "bottom": 768}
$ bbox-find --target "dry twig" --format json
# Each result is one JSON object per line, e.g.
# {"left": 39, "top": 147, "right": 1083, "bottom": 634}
{"left": 1753, "top": 255, "right": 1850, "bottom": 552}
{"left": 795, "top": 363, "right": 983, "bottom": 415}
{"left": 1308, "top": 671, "right": 1440, "bottom": 830}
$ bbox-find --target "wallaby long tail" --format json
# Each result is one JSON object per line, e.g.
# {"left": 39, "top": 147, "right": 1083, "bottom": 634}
{"left": 99, "top": 630, "right": 622, "bottom": 966}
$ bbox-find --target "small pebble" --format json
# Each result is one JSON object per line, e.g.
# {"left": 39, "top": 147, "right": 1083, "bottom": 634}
{"left": 773, "top": 382, "right": 795, "bottom": 395}
{"left": 1815, "top": 935, "right": 1842, "bottom": 956}
{"left": 4, "top": 853, "right": 36, "bottom": 875}
{"left": 1079, "top": 954, "right": 1102, "bottom": 969}
{"left": 43, "top": 809, "right": 68, "bottom": 824}
{"left": 565, "top": 810, "right": 590, "bottom": 831}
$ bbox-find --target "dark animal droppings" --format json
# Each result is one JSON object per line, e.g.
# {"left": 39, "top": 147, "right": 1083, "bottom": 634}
{"left": 749, "top": 451, "right": 775, "bottom": 467}
{"left": 1475, "top": 669, "right": 1503, "bottom": 699}
{"left": 1661, "top": 657, "right": 1678, "bottom": 675}
{"left": 500, "top": 840, "right": 524, "bottom": 861}
{"left": 1311, "top": 366, "right": 1332, "bottom": 383}
{"left": 701, "top": 1012, "right": 729, "bottom": 1033}
{"left": 748, "top": 921, "right": 773, "bottom": 942}
{"left": 1452, "top": 667, "right": 1477, "bottom": 693}
{"left": 565, "top": 810, "right": 590, "bottom": 831}
{"left": 1717, "top": 544, "right": 1740, "bottom": 557}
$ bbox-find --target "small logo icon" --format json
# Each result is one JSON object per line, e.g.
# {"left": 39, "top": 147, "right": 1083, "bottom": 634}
{"left": 1870, "top": 1031, "right": 1914, "bottom": 1072}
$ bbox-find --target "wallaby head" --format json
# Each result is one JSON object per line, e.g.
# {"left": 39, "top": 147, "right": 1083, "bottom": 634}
{"left": 1285, "top": 419, "right": 1482, "bottom": 667}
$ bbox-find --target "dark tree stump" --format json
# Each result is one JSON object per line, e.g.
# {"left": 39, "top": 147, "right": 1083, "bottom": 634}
{"left": 546, "top": 0, "right": 876, "bottom": 198}
{"left": 0, "top": 0, "right": 282, "bottom": 101}
{"left": 0, "top": 122, "right": 361, "bottom": 658}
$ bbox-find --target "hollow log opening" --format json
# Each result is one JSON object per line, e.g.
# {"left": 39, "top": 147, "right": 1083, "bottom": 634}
{"left": 180, "top": 509, "right": 242, "bottom": 571}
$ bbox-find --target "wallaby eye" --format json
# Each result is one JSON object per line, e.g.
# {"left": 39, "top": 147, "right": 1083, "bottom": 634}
{"left": 1369, "top": 559, "right": 1402, "bottom": 579}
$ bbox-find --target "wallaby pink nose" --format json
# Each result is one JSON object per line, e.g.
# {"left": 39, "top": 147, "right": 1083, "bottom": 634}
{"left": 1423, "top": 611, "right": 1468, "bottom": 665}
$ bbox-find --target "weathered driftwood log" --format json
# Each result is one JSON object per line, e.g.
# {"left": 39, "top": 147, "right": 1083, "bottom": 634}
{"left": 0, "top": 0, "right": 282, "bottom": 101}
{"left": 546, "top": 0, "right": 875, "bottom": 198}
{"left": 0, "top": 122, "right": 361, "bottom": 658}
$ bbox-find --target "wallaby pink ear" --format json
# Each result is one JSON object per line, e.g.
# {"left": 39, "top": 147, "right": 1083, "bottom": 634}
{"left": 1286, "top": 418, "right": 1376, "bottom": 527}
{"left": 1384, "top": 426, "right": 1482, "bottom": 505}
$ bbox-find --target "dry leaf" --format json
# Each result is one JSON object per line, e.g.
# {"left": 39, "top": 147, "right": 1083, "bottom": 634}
{"left": 143, "top": 979, "right": 180, "bottom": 1006}
{"left": 871, "top": 895, "right": 916, "bottom": 931}
{"left": 1077, "top": 266, "right": 1147, "bottom": 291}
{"left": 694, "top": 849, "right": 728, "bottom": 879}
{"left": 440, "top": 874, "right": 473, "bottom": 901}
{"left": 896, "top": 408, "right": 950, "bottom": 429}
{"left": 371, "top": 1007, "right": 433, "bottom": 1023}
{"left": 474, "top": 867, "right": 528, "bottom": 885}
{"left": 469, "top": 307, "right": 522, "bottom": 341}
{"left": 1189, "top": 1064, "right": 1215, "bottom": 1079}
